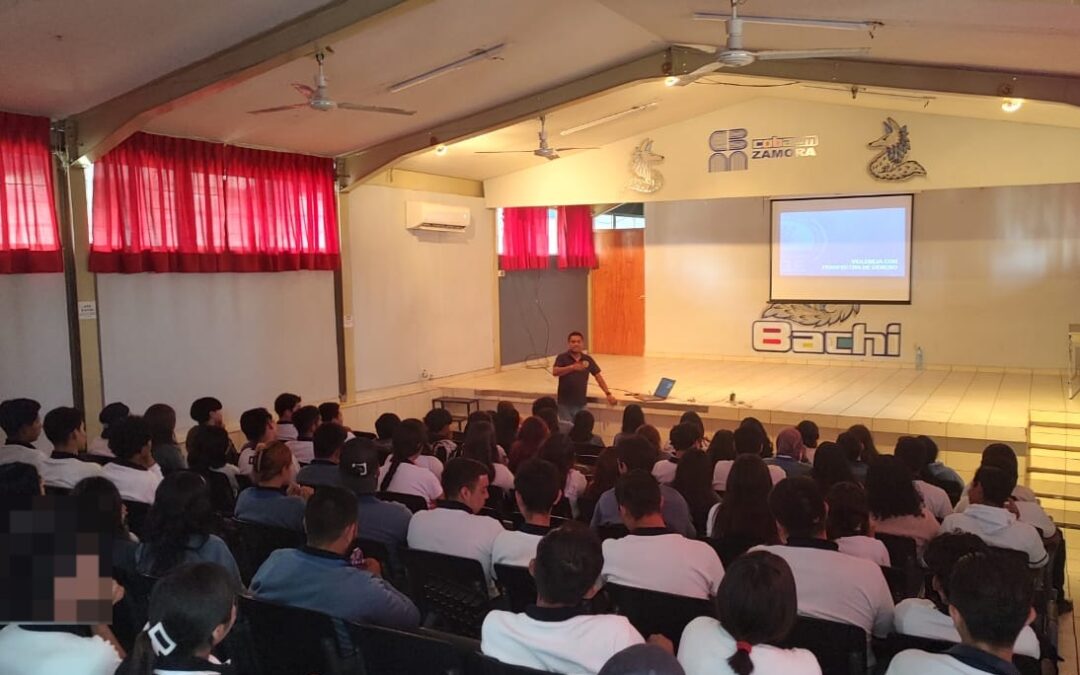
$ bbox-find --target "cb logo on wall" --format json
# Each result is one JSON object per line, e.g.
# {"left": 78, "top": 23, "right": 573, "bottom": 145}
{"left": 709, "top": 128, "right": 819, "bottom": 173}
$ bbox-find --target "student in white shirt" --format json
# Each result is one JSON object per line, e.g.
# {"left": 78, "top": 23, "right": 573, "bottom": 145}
{"left": 602, "top": 470, "right": 724, "bottom": 600}
{"left": 0, "top": 397, "right": 46, "bottom": 472}
{"left": 653, "top": 423, "right": 701, "bottom": 486}
{"left": 885, "top": 548, "right": 1036, "bottom": 675}
{"left": 100, "top": 415, "right": 162, "bottom": 505}
{"left": 940, "top": 466, "right": 1048, "bottom": 568}
{"left": 459, "top": 431, "right": 512, "bottom": 491}
{"left": 117, "top": 562, "right": 239, "bottom": 675}
{"left": 39, "top": 406, "right": 102, "bottom": 490}
{"left": 88, "top": 402, "right": 130, "bottom": 458}
{"left": 493, "top": 458, "right": 562, "bottom": 568}
{"left": 319, "top": 401, "right": 356, "bottom": 441}
{"left": 538, "top": 434, "right": 588, "bottom": 517}
{"left": 483, "top": 523, "right": 645, "bottom": 674}
{"left": 752, "top": 476, "right": 894, "bottom": 639}
{"left": 273, "top": 392, "right": 302, "bottom": 441}
{"left": 825, "top": 482, "right": 891, "bottom": 567}
{"left": 379, "top": 419, "right": 444, "bottom": 506}
{"left": 714, "top": 427, "right": 784, "bottom": 492}
{"left": 954, "top": 444, "right": 1056, "bottom": 538}
{"left": 236, "top": 407, "right": 301, "bottom": 478}
{"left": 895, "top": 436, "right": 954, "bottom": 521}
{"left": 285, "top": 405, "right": 320, "bottom": 465}
{"left": 679, "top": 551, "right": 822, "bottom": 675}
{"left": 187, "top": 425, "right": 243, "bottom": 496}
{"left": 407, "top": 458, "right": 506, "bottom": 593}
{"left": 425, "top": 407, "right": 458, "bottom": 463}
{"left": 894, "top": 532, "right": 1040, "bottom": 658}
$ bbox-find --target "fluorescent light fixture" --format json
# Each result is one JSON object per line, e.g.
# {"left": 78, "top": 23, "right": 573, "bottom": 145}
{"left": 560, "top": 102, "right": 659, "bottom": 136}
{"left": 1001, "top": 98, "right": 1023, "bottom": 113}
{"left": 388, "top": 44, "right": 505, "bottom": 94}
{"left": 664, "top": 76, "right": 680, "bottom": 87}
{"left": 435, "top": 144, "right": 448, "bottom": 156}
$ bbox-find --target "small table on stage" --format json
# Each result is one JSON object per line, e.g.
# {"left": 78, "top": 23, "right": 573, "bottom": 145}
{"left": 431, "top": 396, "right": 480, "bottom": 431}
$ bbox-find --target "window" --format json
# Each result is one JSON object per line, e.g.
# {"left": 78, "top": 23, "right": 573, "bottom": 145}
{"left": 0, "top": 111, "right": 62, "bottom": 273}
{"left": 496, "top": 207, "right": 558, "bottom": 255}
{"left": 592, "top": 213, "right": 645, "bottom": 230}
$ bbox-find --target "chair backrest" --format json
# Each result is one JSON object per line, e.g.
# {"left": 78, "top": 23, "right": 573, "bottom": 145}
{"left": 595, "top": 523, "right": 629, "bottom": 541}
{"left": 705, "top": 535, "right": 763, "bottom": 567}
{"left": 402, "top": 548, "right": 490, "bottom": 638}
{"left": 494, "top": 564, "right": 537, "bottom": 613}
{"left": 123, "top": 500, "right": 151, "bottom": 540}
{"left": 84, "top": 454, "right": 113, "bottom": 466}
{"left": 43, "top": 485, "right": 71, "bottom": 496}
{"left": 875, "top": 532, "right": 924, "bottom": 600}
{"left": 235, "top": 595, "right": 350, "bottom": 675}
{"left": 603, "top": 582, "right": 714, "bottom": 646}
{"left": 110, "top": 570, "right": 159, "bottom": 652}
{"left": 378, "top": 491, "right": 429, "bottom": 513}
{"left": 347, "top": 623, "right": 470, "bottom": 675}
{"left": 196, "top": 468, "right": 237, "bottom": 514}
{"left": 874, "top": 532, "right": 917, "bottom": 568}
{"left": 778, "top": 616, "right": 867, "bottom": 675}
{"left": 468, "top": 653, "right": 555, "bottom": 675}
{"left": 221, "top": 518, "right": 306, "bottom": 585}
{"left": 356, "top": 536, "right": 406, "bottom": 591}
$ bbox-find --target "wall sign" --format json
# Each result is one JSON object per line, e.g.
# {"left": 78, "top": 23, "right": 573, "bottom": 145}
{"left": 628, "top": 139, "right": 664, "bottom": 194}
{"left": 753, "top": 303, "right": 901, "bottom": 357}
{"left": 867, "top": 117, "right": 926, "bottom": 181}
{"left": 708, "top": 128, "right": 819, "bottom": 173}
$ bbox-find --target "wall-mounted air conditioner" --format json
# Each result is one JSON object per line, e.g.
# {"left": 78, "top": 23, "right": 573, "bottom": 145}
{"left": 405, "top": 200, "right": 470, "bottom": 233}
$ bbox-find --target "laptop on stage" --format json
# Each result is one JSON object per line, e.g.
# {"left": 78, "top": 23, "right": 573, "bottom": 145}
{"left": 633, "top": 377, "right": 676, "bottom": 402}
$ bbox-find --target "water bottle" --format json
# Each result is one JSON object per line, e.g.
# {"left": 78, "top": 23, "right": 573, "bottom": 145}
{"left": 915, "top": 346, "right": 924, "bottom": 371}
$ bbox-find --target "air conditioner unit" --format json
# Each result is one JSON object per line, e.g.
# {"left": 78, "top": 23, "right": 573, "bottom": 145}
{"left": 405, "top": 200, "right": 470, "bottom": 233}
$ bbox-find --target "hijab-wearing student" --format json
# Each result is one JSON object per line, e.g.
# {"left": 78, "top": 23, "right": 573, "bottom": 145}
{"left": 493, "top": 458, "right": 563, "bottom": 567}
{"left": 101, "top": 416, "right": 162, "bottom": 505}
{"left": 708, "top": 455, "right": 780, "bottom": 562}
{"left": 765, "top": 428, "right": 811, "bottom": 479}
{"left": 613, "top": 405, "right": 646, "bottom": 448}
{"left": 40, "top": 406, "right": 101, "bottom": 490}
{"left": 811, "top": 442, "right": 854, "bottom": 496}
{"left": 679, "top": 552, "right": 822, "bottom": 675}
{"left": 233, "top": 442, "right": 312, "bottom": 532}
{"left": 671, "top": 450, "right": 720, "bottom": 537}
{"left": 424, "top": 407, "right": 458, "bottom": 463}
{"left": 569, "top": 409, "right": 605, "bottom": 448}
{"left": 285, "top": 405, "right": 320, "bottom": 465}
{"left": 538, "top": 433, "right": 587, "bottom": 517}
{"left": 339, "top": 438, "right": 413, "bottom": 548}
{"left": 653, "top": 423, "right": 702, "bottom": 486}
{"left": 0, "top": 397, "right": 45, "bottom": 472}
{"left": 482, "top": 523, "right": 645, "bottom": 674}
{"left": 115, "top": 562, "right": 238, "bottom": 675}
{"left": 184, "top": 397, "right": 236, "bottom": 463}
{"left": 894, "top": 436, "right": 954, "bottom": 521}
{"left": 713, "top": 427, "right": 784, "bottom": 491}
{"left": 866, "top": 456, "right": 940, "bottom": 558}
{"left": 89, "top": 402, "right": 130, "bottom": 458}
{"left": 296, "top": 423, "right": 348, "bottom": 488}
{"left": 136, "top": 471, "right": 241, "bottom": 586}
{"left": 826, "top": 482, "right": 891, "bottom": 567}
{"left": 379, "top": 418, "right": 444, "bottom": 505}
{"left": 273, "top": 392, "right": 302, "bottom": 441}
{"left": 145, "top": 404, "right": 186, "bottom": 475}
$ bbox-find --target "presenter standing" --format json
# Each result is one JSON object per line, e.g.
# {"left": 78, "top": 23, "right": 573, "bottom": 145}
{"left": 552, "top": 331, "right": 617, "bottom": 422}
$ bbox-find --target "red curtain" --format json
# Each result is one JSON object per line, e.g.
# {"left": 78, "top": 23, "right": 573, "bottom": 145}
{"left": 89, "top": 133, "right": 339, "bottom": 273}
{"left": 556, "top": 205, "right": 597, "bottom": 269}
{"left": 0, "top": 111, "right": 62, "bottom": 273}
{"left": 500, "top": 206, "right": 549, "bottom": 271}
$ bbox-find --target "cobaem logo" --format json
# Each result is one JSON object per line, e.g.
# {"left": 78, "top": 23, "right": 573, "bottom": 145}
{"left": 752, "top": 321, "right": 901, "bottom": 357}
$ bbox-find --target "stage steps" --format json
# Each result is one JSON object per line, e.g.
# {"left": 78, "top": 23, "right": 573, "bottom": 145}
{"left": 1028, "top": 411, "right": 1080, "bottom": 530}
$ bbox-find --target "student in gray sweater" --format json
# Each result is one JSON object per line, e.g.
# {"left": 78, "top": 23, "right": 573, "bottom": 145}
{"left": 249, "top": 486, "right": 420, "bottom": 629}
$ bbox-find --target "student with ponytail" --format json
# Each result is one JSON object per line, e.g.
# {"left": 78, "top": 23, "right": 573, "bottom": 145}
{"left": 116, "top": 562, "right": 238, "bottom": 675}
{"left": 233, "top": 441, "right": 312, "bottom": 531}
{"left": 678, "top": 551, "right": 821, "bottom": 675}
{"left": 378, "top": 418, "right": 443, "bottom": 506}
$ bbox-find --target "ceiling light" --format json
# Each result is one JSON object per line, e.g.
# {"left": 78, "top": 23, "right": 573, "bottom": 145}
{"left": 388, "top": 44, "right": 505, "bottom": 94}
{"left": 560, "top": 102, "right": 660, "bottom": 136}
{"left": 664, "top": 76, "right": 680, "bottom": 87}
{"left": 435, "top": 145, "right": 448, "bottom": 156}
{"left": 1001, "top": 98, "right": 1023, "bottom": 113}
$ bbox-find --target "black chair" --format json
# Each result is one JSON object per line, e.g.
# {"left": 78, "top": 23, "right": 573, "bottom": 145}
{"left": 43, "top": 485, "right": 71, "bottom": 496}
{"left": 233, "top": 595, "right": 355, "bottom": 675}
{"left": 595, "top": 524, "right": 629, "bottom": 541}
{"left": 494, "top": 564, "right": 537, "bottom": 613}
{"left": 403, "top": 548, "right": 492, "bottom": 638}
{"left": 704, "top": 535, "right": 764, "bottom": 567}
{"left": 220, "top": 518, "right": 305, "bottom": 585}
{"left": 347, "top": 623, "right": 471, "bottom": 675}
{"left": 123, "top": 500, "right": 151, "bottom": 540}
{"left": 195, "top": 468, "right": 237, "bottom": 514}
{"left": 111, "top": 570, "right": 158, "bottom": 652}
{"left": 468, "top": 653, "right": 554, "bottom": 675}
{"left": 779, "top": 616, "right": 867, "bottom": 675}
{"left": 379, "top": 491, "right": 429, "bottom": 513}
{"left": 356, "top": 536, "right": 407, "bottom": 592}
{"left": 83, "top": 454, "right": 113, "bottom": 466}
{"left": 873, "top": 633, "right": 1040, "bottom": 675}
{"left": 875, "top": 532, "right": 923, "bottom": 600}
{"left": 603, "top": 582, "right": 713, "bottom": 646}
{"left": 576, "top": 453, "right": 600, "bottom": 467}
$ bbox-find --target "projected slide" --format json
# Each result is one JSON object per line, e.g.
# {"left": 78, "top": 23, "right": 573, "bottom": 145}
{"left": 770, "top": 195, "right": 912, "bottom": 303}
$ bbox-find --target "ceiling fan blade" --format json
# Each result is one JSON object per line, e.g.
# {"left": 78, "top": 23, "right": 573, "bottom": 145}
{"left": 292, "top": 83, "right": 315, "bottom": 98}
{"left": 673, "top": 42, "right": 718, "bottom": 54}
{"left": 474, "top": 150, "right": 543, "bottom": 154}
{"left": 247, "top": 103, "right": 308, "bottom": 115}
{"left": 552, "top": 147, "right": 600, "bottom": 152}
{"left": 753, "top": 47, "right": 870, "bottom": 60}
{"left": 671, "top": 61, "right": 726, "bottom": 86}
{"left": 693, "top": 12, "right": 880, "bottom": 31}
{"left": 337, "top": 102, "right": 416, "bottom": 116}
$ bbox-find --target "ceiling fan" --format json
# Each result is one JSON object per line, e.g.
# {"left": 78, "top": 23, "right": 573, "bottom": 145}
{"left": 673, "top": 0, "right": 877, "bottom": 85}
{"left": 248, "top": 51, "right": 416, "bottom": 116}
{"left": 474, "top": 115, "right": 598, "bottom": 161}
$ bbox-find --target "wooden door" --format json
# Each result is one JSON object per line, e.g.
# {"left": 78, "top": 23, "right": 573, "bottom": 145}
{"left": 590, "top": 229, "right": 645, "bottom": 355}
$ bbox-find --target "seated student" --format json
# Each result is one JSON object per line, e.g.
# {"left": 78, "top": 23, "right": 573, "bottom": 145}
{"left": 538, "top": 433, "right": 588, "bottom": 517}
{"left": 339, "top": 438, "right": 412, "bottom": 547}
{"left": 671, "top": 450, "right": 720, "bottom": 537}
{"left": 88, "top": 402, "right": 130, "bottom": 458}
{"left": 591, "top": 436, "right": 696, "bottom": 538}
{"left": 187, "top": 425, "right": 242, "bottom": 496}
{"left": 285, "top": 405, "right": 320, "bottom": 465}
{"left": 636, "top": 424, "right": 663, "bottom": 456}
{"left": 894, "top": 532, "right": 1039, "bottom": 658}
{"left": 424, "top": 407, "right": 458, "bottom": 462}
{"left": 296, "top": 423, "right": 348, "bottom": 488}
{"left": 826, "top": 482, "right": 891, "bottom": 567}
{"left": 569, "top": 409, "right": 605, "bottom": 448}
{"left": 602, "top": 471, "right": 724, "bottom": 600}
{"left": 236, "top": 408, "right": 299, "bottom": 478}
{"left": 600, "top": 644, "right": 684, "bottom": 675}
{"left": 482, "top": 523, "right": 645, "bottom": 674}
{"left": 764, "top": 428, "right": 812, "bottom": 479}
{"left": 273, "top": 392, "right": 302, "bottom": 441}
{"left": 509, "top": 416, "right": 551, "bottom": 473}
{"left": 613, "top": 404, "right": 646, "bottom": 448}
{"left": 250, "top": 486, "right": 420, "bottom": 629}
{"left": 579, "top": 446, "right": 620, "bottom": 524}
{"left": 866, "top": 456, "right": 940, "bottom": 559}
{"left": 115, "top": 562, "right": 237, "bottom": 675}
{"left": 407, "top": 457, "right": 506, "bottom": 593}
{"left": 706, "top": 430, "right": 735, "bottom": 471}
{"left": 318, "top": 401, "right": 354, "bottom": 440}
{"left": 837, "top": 431, "right": 869, "bottom": 484}
{"left": 101, "top": 416, "right": 163, "bottom": 505}
{"left": 752, "top": 476, "right": 894, "bottom": 639}
{"left": 136, "top": 471, "right": 241, "bottom": 586}
{"left": 73, "top": 475, "right": 139, "bottom": 575}
{"left": 145, "top": 403, "right": 187, "bottom": 475}
{"left": 234, "top": 442, "right": 312, "bottom": 532}
{"left": 894, "top": 436, "right": 954, "bottom": 521}
{"left": 797, "top": 419, "right": 820, "bottom": 453}
{"left": 739, "top": 417, "right": 774, "bottom": 458}
{"left": 461, "top": 436, "right": 514, "bottom": 491}
{"left": 812, "top": 442, "right": 855, "bottom": 495}
{"left": 494, "top": 402, "right": 522, "bottom": 456}
{"left": 920, "top": 435, "right": 966, "bottom": 496}
{"left": 493, "top": 458, "right": 562, "bottom": 567}
{"left": 956, "top": 444, "right": 1056, "bottom": 538}
{"left": 707, "top": 455, "right": 780, "bottom": 560}
{"left": 40, "top": 406, "right": 102, "bottom": 490}
{"left": 379, "top": 418, "right": 444, "bottom": 505}
{"left": 941, "top": 466, "right": 1048, "bottom": 568}
{"left": 885, "top": 550, "right": 1036, "bottom": 675}
{"left": 0, "top": 397, "right": 45, "bottom": 472}
{"left": 373, "top": 412, "right": 400, "bottom": 458}
{"left": 183, "top": 397, "right": 233, "bottom": 456}
{"left": 653, "top": 423, "right": 701, "bottom": 486}
{"left": 679, "top": 551, "right": 821, "bottom": 675}
{"left": 533, "top": 395, "right": 571, "bottom": 435}
{"left": 713, "top": 427, "right": 785, "bottom": 491}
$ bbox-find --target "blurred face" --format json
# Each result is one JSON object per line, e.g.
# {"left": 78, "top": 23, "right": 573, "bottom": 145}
{"left": 567, "top": 334, "right": 584, "bottom": 354}
{"left": 460, "top": 475, "right": 490, "bottom": 514}
{"left": 208, "top": 409, "right": 224, "bottom": 427}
